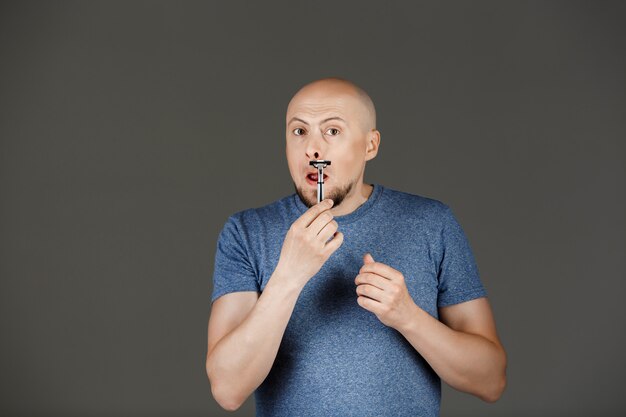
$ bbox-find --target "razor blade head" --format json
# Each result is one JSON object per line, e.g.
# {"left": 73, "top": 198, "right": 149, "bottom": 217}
{"left": 309, "top": 160, "right": 332, "bottom": 168}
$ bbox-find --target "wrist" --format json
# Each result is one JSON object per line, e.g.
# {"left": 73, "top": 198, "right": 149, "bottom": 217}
{"left": 268, "top": 265, "right": 306, "bottom": 295}
{"left": 396, "top": 302, "right": 428, "bottom": 335}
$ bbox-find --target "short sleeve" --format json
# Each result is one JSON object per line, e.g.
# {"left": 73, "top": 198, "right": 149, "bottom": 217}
{"left": 437, "top": 205, "right": 487, "bottom": 307}
{"left": 210, "top": 215, "right": 260, "bottom": 303}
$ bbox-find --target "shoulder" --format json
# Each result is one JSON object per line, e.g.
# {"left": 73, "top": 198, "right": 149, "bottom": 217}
{"left": 379, "top": 185, "right": 451, "bottom": 222}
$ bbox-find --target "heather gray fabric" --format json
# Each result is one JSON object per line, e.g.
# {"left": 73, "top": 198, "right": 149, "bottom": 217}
{"left": 211, "top": 183, "right": 487, "bottom": 416}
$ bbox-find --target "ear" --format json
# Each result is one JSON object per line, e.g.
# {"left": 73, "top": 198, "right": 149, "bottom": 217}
{"left": 365, "top": 129, "right": 381, "bottom": 162}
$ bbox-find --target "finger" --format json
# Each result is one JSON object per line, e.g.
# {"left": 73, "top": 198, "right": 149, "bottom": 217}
{"left": 356, "top": 283, "right": 385, "bottom": 302}
{"left": 293, "top": 199, "right": 334, "bottom": 229}
{"left": 308, "top": 209, "right": 335, "bottom": 236}
{"left": 360, "top": 261, "right": 402, "bottom": 282}
{"left": 317, "top": 219, "right": 338, "bottom": 243}
{"left": 354, "top": 272, "right": 390, "bottom": 291}
{"left": 357, "top": 295, "right": 382, "bottom": 313}
{"left": 323, "top": 231, "right": 344, "bottom": 253}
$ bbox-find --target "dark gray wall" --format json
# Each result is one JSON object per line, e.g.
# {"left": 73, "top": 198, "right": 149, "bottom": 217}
{"left": 1, "top": 1, "right": 624, "bottom": 416}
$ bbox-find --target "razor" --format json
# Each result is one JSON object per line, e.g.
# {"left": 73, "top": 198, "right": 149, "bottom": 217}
{"left": 309, "top": 160, "right": 332, "bottom": 204}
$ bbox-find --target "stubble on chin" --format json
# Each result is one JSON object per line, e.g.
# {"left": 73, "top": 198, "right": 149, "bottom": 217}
{"left": 293, "top": 180, "right": 355, "bottom": 209}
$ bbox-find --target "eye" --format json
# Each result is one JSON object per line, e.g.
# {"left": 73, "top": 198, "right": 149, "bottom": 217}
{"left": 325, "top": 128, "right": 340, "bottom": 136}
{"left": 293, "top": 127, "right": 305, "bottom": 136}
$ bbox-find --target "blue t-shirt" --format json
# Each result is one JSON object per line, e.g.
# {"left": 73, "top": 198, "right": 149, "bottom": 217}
{"left": 211, "top": 184, "right": 487, "bottom": 417}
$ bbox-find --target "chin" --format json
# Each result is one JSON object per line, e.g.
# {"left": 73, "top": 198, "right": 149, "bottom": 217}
{"left": 294, "top": 184, "right": 322, "bottom": 208}
{"left": 294, "top": 181, "right": 353, "bottom": 209}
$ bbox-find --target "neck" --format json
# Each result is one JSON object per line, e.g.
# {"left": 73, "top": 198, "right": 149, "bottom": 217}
{"left": 330, "top": 182, "right": 374, "bottom": 216}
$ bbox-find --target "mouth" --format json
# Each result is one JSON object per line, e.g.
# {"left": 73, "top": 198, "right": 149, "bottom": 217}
{"left": 305, "top": 172, "right": 328, "bottom": 186}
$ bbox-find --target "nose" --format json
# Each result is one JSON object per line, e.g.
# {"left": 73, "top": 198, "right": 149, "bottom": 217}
{"left": 305, "top": 132, "right": 326, "bottom": 160}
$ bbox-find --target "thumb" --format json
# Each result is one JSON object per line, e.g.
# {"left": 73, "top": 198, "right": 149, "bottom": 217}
{"left": 363, "top": 253, "right": 375, "bottom": 264}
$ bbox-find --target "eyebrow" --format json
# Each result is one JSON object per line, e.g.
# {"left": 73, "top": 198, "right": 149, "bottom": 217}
{"left": 288, "top": 117, "right": 309, "bottom": 125}
{"left": 287, "top": 116, "right": 347, "bottom": 125}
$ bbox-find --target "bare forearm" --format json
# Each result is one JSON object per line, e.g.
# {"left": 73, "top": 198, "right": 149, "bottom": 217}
{"left": 398, "top": 305, "right": 507, "bottom": 402}
{"left": 206, "top": 271, "right": 302, "bottom": 407}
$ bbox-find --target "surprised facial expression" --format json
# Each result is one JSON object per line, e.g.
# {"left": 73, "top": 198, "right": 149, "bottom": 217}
{"left": 286, "top": 86, "right": 374, "bottom": 208}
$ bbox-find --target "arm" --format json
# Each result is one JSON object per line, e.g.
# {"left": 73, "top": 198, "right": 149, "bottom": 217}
{"left": 399, "top": 297, "right": 507, "bottom": 402}
{"left": 205, "top": 273, "right": 301, "bottom": 411}
{"left": 206, "top": 198, "right": 343, "bottom": 410}
{"left": 355, "top": 254, "right": 507, "bottom": 402}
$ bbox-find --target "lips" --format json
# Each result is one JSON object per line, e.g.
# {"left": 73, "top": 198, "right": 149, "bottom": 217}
{"left": 307, "top": 173, "right": 328, "bottom": 181}
{"left": 306, "top": 172, "right": 328, "bottom": 186}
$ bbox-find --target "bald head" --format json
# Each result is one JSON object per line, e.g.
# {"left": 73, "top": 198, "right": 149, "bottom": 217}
{"left": 287, "top": 77, "right": 377, "bottom": 132}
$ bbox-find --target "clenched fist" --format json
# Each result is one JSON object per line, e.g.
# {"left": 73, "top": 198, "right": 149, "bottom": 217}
{"left": 274, "top": 199, "right": 344, "bottom": 288}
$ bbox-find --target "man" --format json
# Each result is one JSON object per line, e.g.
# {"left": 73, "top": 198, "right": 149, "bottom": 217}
{"left": 205, "top": 77, "right": 507, "bottom": 416}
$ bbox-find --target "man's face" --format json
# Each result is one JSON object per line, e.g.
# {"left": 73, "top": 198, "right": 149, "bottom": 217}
{"left": 285, "top": 86, "right": 372, "bottom": 208}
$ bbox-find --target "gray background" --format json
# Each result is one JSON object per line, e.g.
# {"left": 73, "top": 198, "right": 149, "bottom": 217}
{"left": 1, "top": 1, "right": 624, "bottom": 416}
